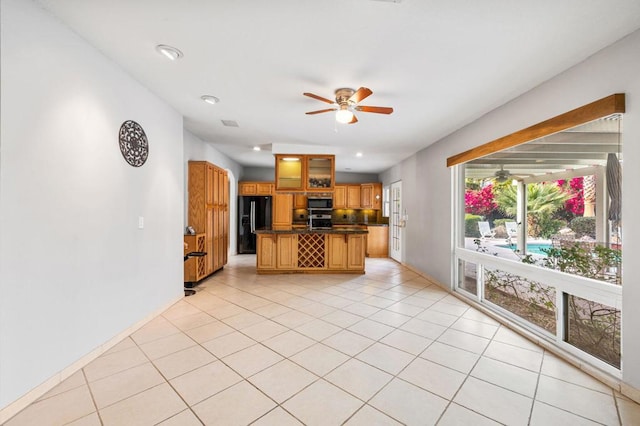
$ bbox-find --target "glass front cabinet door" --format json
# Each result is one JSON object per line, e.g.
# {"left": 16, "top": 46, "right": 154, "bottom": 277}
{"left": 275, "top": 154, "right": 305, "bottom": 191}
{"left": 306, "top": 155, "right": 335, "bottom": 191}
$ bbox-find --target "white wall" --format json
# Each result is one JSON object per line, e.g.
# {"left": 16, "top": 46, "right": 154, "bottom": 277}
{"left": 183, "top": 130, "right": 243, "bottom": 255}
{"left": 380, "top": 29, "right": 640, "bottom": 388}
{"left": 0, "top": 0, "right": 184, "bottom": 411}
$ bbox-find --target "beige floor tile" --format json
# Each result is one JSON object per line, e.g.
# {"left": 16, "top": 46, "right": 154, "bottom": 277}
{"left": 363, "top": 295, "right": 396, "bottom": 309}
{"left": 38, "top": 370, "right": 86, "bottom": 400}
{"left": 152, "top": 345, "right": 217, "bottom": 379}
{"left": 380, "top": 329, "right": 432, "bottom": 356}
{"left": 492, "top": 326, "right": 543, "bottom": 352}
{"left": 184, "top": 319, "right": 235, "bottom": 343}
{"left": 162, "top": 300, "right": 202, "bottom": 320}
{"left": 283, "top": 380, "right": 363, "bottom": 426}
{"left": 429, "top": 302, "right": 469, "bottom": 317}
{"left": 618, "top": 398, "right": 640, "bottom": 425}
{"left": 471, "top": 356, "right": 539, "bottom": 397}
{"left": 540, "top": 352, "right": 612, "bottom": 393}
{"left": 450, "top": 317, "right": 499, "bottom": 339}
{"left": 222, "top": 311, "right": 267, "bottom": 329}
{"left": 461, "top": 308, "right": 501, "bottom": 326}
{"left": 99, "top": 383, "right": 186, "bottom": 425}
{"left": 403, "top": 295, "right": 437, "bottom": 309}
{"left": 399, "top": 357, "right": 466, "bottom": 399}
{"left": 483, "top": 340, "right": 543, "bottom": 372}
{"left": 139, "top": 332, "right": 197, "bottom": 360}
{"left": 323, "top": 330, "right": 375, "bottom": 357}
{"left": 322, "top": 295, "right": 355, "bottom": 309}
{"left": 416, "top": 309, "right": 460, "bottom": 327}
{"left": 240, "top": 319, "right": 288, "bottom": 342}
{"left": 83, "top": 346, "right": 149, "bottom": 382}
{"left": 438, "top": 402, "right": 502, "bottom": 426}
{"left": 249, "top": 359, "right": 318, "bottom": 403}
{"left": 206, "top": 303, "right": 248, "bottom": 319}
{"left": 325, "top": 358, "right": 393, "bottom": 401}
{"left": 290, "top": 343, "right": 350, "bottom": 376}
{"left": 253, "top": 302, "right": 292, "bottom": 318}
{"left": 356, "top": 343, "right": 414, "bottom": 375}
{"left": 252, "top": 407, "right": 303, "bottom": 425}
{"left": 156, "top": 409, "right": 203, "bottom": 426}
{"left": 262, "top": 330, "right": 316, "bottom": 357}
{"left": 535, "top": 375, "right": 618, "bottom": 425}
{"left": 344, "top": 404, "right": 402, "bottom": 425}
{"left": 272, "top": 309, "right": 316, "bottom": 328}
{"left": 103, "top": 337, "right": 136, "bottom": 355}
{"left": 131, "top": 316, "right": 182, "bottom": 345}
{"left": 368, "top": 309, "right": 412, "bottom": 327}
{"left": 454, "top": 376, "right": 532, "bottom": 426}
{"left": 297, "top": 301, "right": 337, "bottom": 317}
{"left": 322, "top": 310, "right": 364, "bottom": 328}
{"left": 89, "top": 362, "right": 165, "bottom": 409}
{"left": 192, "top": 381, "right": 276, "bottom": 425}
{"left": 529, "top": 401, "right": 600, "bottom": 426}
{"left": 201, "top": 330, "right": 256, "bottom": 358}
{"left": 5, "top": 385, "right": 95, "bottom": 426}
{"left": 399, "top": 317, "right": 447, "bottom": 339}
{"left": 420, "top": 341, "right": 480, "bottom": 374}
{"left": 294, "top": 318, "right": 342, "bottom": 341}
{"left": 436, "top": 329, "right": 491, "bottom": 354}
{"left": 348, "top": 318, "right": 395, "bottom": 341}
{"left": 369, "top": 378, "right": 448, "bottom": 425}
{"left": 169, "top": 360, "right": 243, "bottom": 405}
{"left": 385, "top": 301, "right": 425, "bottom": 317}
{"left": 167, "top": 311, "right": 217, "bottom": 331}
{"left": 222, "top": 344, "right": 284, "bottom": 377}
{"left": 65, "top": 412, "right": 101, "bottom": 426}
{"left": 342, "top": 302, "right": 382, "bottom": 317}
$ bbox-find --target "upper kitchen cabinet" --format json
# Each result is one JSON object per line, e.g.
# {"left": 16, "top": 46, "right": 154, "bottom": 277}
{"left": 275, "top": 154, "right": 305, "bottom": 191}
{"left": 275, "top": 154, "right": 335, "bottom": 192}
{"left": 305, "top": 155, "right": 335, "bottom": 192}
{"left": 361, "top": 183, "right": 382, "bottom": 210}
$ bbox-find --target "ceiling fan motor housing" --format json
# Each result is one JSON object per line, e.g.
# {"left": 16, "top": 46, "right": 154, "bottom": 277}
{"left": 335, "top": 88, "right": 356, "bottom": 106}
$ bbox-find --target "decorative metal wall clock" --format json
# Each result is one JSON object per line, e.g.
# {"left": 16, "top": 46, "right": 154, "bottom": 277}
{"left": 118, "top": 120, "right": 149, "bottom": 167}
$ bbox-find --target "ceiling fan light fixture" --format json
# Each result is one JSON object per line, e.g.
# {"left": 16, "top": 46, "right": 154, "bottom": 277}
{"left": 155, "top": 44, "right": 183, "bottom": 61}
{"left": 336, "top": 108, "right": 354, "bottom": 124}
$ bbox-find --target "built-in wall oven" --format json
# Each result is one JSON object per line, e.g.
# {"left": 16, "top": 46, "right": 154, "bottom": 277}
{"left": 308, "top": 212, "right": 332, "bottom": 230}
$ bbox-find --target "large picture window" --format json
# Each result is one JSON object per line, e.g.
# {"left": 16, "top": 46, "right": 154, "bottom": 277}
{"left": 450, "top": 95, "right": 624, "bottom": 373}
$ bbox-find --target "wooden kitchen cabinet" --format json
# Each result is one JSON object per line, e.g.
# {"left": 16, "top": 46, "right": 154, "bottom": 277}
{"left": 276, "top": 234, "right": 298, "bottom": 269}
{"left": 334, "top": 185, "right": 347, "bottom": 209}
{"left": 184, "top": 233, "right": 206, "bottom": 282}
{"left": 347, "top": 185, "right": 361, "bottom": 209}
{"left": 275, "top": 154, "right": 335, "bottom": 192}
{"left": 272, "top": 193, "right": 293, "bottom": 230}
{"left": 327, "top": 234, "right": 348, "bottom": 270}
{"left": 275, "top": 154, "right": 305, "bottom": 191}
{"left": 239, "top": 181, "right": 273, "bottom": 196}
{"left": 294, "top": 193, "right": 307, "bottom": 209}
{"left": 366, "top": 225, "right": 389, "bottom": 258}
{"left": 305, "top": 155, "right": 335, "bottom": 191}
{"left": 188, "top": 161, "right": 229, "bottom": 279}
{"left": 347, "top": 234, "right": 366, "bottom": 270}
{"left": 257, "top": 234, "right": 276, "bottom": 270}
{"left": 360, "top": 183, "right": 383, "bottom": 210}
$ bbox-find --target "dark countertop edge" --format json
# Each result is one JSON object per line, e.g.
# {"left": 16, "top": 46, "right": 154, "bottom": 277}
{"left": 255, "top": 228, "right": 368, "bottom": 234}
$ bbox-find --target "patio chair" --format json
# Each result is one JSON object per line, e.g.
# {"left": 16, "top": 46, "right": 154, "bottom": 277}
{"left": 478, "top": 221, "right": 495, "bottom": 240}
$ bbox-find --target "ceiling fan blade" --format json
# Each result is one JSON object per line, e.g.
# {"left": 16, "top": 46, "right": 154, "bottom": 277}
{"left": 303, "top": 92, "right": 335, "bottom": 104}
{"left": 355, "top": 105, "right": 394, "bottom": 114}
{"left": 305, "top": 108, "right": 337, "bottom": 115}
{"left": 349, "top": 87, "right": 373, "bottom": 104}
{"left": 348, "top": 114, "right": 358, "bottom": 124}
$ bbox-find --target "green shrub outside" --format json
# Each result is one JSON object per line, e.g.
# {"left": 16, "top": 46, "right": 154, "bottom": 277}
{"left": 465, "top": 214, "right": 482, "bottom": 238}
{"left": 570, "top": 217, "right": 596, "bottom": 239}
{"left": 493, "top": 218, "right": 513, "bottom": 228}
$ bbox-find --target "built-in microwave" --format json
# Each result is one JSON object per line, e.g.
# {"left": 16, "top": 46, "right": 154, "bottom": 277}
{"left": 307, "top": 197, "right": 333, "bottom": 210}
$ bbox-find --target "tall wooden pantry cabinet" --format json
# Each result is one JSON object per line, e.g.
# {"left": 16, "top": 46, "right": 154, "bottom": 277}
{"left": 187, "top": 161, "right": 229, "bottom": 280}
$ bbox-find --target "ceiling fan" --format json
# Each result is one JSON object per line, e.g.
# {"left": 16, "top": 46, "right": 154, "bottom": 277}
{"left": 303, "top": 87, "right": 393, "bottom": 124}
{"left": 494, "top": 165, "right": 511, "bottom": 183}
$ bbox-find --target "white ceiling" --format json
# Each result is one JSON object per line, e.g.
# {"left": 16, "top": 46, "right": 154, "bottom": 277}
{"left": 36, "top": 0, "right": 640, "bottom": 174}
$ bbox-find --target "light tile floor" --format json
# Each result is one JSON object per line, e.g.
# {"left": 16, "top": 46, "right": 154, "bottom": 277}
{"left": 6, "top": 255, "right": 640, "bottom": 425}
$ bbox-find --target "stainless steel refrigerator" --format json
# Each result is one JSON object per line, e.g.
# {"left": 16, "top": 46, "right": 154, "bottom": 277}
{"left": 238, "top": 196, "right": 272, "bottom": 254}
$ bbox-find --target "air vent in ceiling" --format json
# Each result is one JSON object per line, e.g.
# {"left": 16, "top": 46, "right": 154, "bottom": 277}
{"left": 221, "top": 120, "right": 239, "bottom": 127}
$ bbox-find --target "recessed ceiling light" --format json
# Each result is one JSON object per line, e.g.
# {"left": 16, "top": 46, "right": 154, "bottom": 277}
{"left": 201, "top": 95, "right": 220, "bottom": 105}
{"left": 155, "top": 44, "right": 183, "bottom": 61}
{"left": 356, "top": 152, "right": 363, "bottom": 157}
{"left": 253, "top": 146, "right": 261, "bottom": 151}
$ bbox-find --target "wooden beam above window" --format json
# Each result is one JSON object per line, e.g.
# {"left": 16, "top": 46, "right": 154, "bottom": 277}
{"left": 446, "top": 93, "right": 625, "bottom": 167}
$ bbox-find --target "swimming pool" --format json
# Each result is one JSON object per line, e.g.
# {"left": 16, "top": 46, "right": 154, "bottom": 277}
{"left": 496, "top": 243, "right": 552, "bottom": 255}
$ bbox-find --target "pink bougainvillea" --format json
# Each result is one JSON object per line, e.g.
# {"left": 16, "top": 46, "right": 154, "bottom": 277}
{"left": 465, "top": 184, "right": 497, "bottom": 216}
{"left": 556, "top": 177, "right": 584, "bottom": 215}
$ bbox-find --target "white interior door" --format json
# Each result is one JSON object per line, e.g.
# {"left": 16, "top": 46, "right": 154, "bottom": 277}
{"left": 390, "top": 181, "right": 402, "bottom": 262}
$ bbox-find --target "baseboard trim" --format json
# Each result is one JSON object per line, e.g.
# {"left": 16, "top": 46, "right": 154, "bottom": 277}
{"left": 401, "top": 262, "right": 640, "bottom": 405}
{"left": 0, "top": 294, "right": 183, "bottom": 424}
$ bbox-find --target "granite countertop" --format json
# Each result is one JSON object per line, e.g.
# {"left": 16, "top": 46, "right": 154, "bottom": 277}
{"left": 255, "top": 227, "right": 368, "bottom": 234}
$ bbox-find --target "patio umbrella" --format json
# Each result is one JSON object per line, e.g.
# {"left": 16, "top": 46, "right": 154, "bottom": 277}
{"left": 606, "top": 152, "right": 622, "bottom": 225}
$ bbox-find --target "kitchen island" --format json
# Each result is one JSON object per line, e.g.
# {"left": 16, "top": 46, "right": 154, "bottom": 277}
{"left": 254, "top": 228, "right": 368, "bottom": 274}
